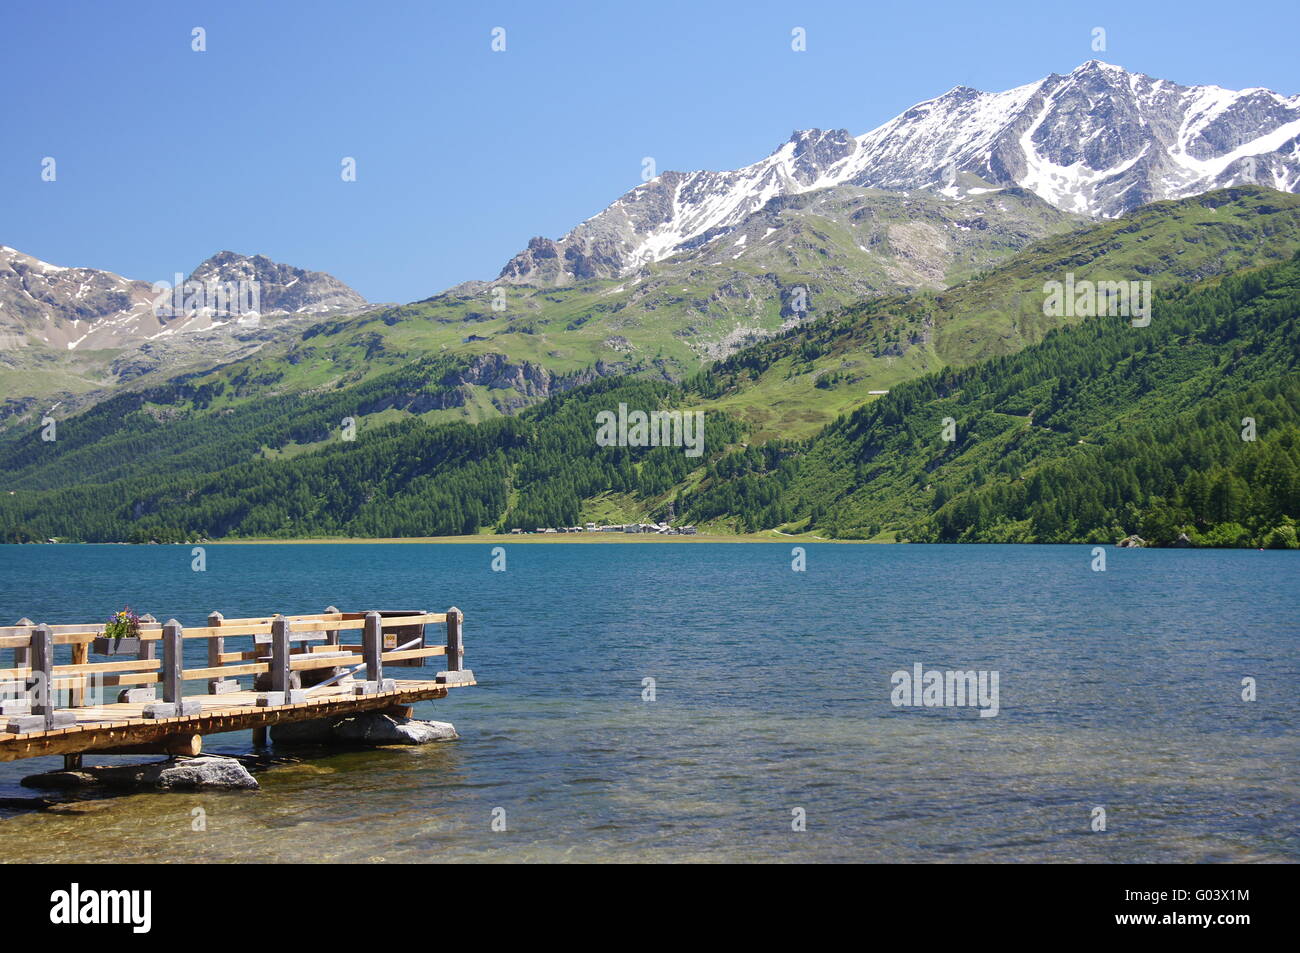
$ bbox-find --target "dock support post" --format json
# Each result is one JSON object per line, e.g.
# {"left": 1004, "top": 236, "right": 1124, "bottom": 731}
{"left": 437, "top": 607, "right": 473, "bottom": 686}
{"left": 64, "top": 753, "right": 82, "bottom": 770}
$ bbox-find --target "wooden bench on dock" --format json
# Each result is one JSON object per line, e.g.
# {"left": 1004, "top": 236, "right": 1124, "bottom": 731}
{"left": 0, "top": 606, "right": 475, "bottom": 763}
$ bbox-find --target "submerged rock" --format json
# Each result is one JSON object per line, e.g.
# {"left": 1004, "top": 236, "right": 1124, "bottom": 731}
{"left": 46, "top": 800, "right": 116, "bottom": 814}
{"left": 20, "top": 771, "right": 97, "bottom": 791}
{"left": 271, "top": 712, "right": 457, "bottom": 746}
{"left": 22, "top": 756, "right": 258, "bottom": 792}
{"left": 0, "top": 794, "right": 114, "bottom": 814}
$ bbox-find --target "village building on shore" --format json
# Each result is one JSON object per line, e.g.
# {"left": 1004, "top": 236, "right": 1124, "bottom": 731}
{"left": 509, "top": 522, "right": 696, "bottom": 535}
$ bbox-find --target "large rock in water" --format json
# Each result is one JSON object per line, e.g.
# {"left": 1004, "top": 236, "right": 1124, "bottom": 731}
{"left": 22, "top": 756, "right": 258, "bottom": 791}
{"left": 126, "top": 756, "right": 259, "bottom": 790}
{"left": 271, "top": 712, "right": 457, "bottom": 746}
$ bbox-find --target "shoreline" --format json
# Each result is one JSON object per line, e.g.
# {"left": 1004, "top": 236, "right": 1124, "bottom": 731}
{"left": 207, "top": 532, "right": 847, "bottom": 545}
{"left": 6, "top": 532, "right": 853, "bottom": 546}
{"left": 5, "top": 536, "right": 1286, "bottom": 547}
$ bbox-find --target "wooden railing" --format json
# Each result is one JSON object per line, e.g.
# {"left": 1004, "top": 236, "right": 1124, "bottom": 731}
{"left": 0, "top": 606, "right": 467, "bottom": 733}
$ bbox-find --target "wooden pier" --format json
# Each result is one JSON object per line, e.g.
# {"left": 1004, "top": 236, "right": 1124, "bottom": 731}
{"left": 0, "top": 606, "right": 475, "bottom": 763}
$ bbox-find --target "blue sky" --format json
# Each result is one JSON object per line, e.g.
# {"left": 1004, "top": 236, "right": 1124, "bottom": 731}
{"left": 4, "top": 0, "right": 1299, "bottom": 304}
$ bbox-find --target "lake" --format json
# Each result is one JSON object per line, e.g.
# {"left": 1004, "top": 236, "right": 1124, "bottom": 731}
{"left": 0, "top": 542, "right": 1295, "bottom": 862}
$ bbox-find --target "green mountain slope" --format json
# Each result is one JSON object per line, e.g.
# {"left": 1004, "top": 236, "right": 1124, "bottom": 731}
{"left": 692, "top": 186, "right": 1300, "bottom": 440}
{"left": 685, "top": 251, "right": 1300, "bottom": 547}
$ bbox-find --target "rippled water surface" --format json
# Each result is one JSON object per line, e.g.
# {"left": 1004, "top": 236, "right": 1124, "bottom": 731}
{"left": 0, "top": 542, "right": 1296, "bottom": 862}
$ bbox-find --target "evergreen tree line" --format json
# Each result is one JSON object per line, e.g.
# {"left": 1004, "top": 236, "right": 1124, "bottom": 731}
{"left": 680, "top": 252, "right": 1300, "bottom": 547}
{"left": 0, "top": 378, "right": 743, "bottom": 541}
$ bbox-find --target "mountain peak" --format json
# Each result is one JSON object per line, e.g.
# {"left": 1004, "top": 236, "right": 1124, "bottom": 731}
{"left": 492, "top": 65, "right": 1300, "bottom": 286}
{"left": 785, "top": 127, "right": 853, "bottom": 144}
{"left": 187, "top": 252, "right": 366, "bottom": 315}
{"left": 1071, "top": 59, "right": 1128, "bottom": 75}
{"left": 0, "top": 246, "right": 367, "bottom": 355}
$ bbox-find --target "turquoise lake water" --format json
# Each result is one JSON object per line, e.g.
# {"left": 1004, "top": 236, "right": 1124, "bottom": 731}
{"left": 0, "top": 542, "right": 1295, "bottom": 862}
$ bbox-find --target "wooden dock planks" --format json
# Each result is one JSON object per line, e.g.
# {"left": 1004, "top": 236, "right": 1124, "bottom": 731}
{"left": 3, "top": 605, "right": 474, "bottom": 759}
{"left": 0, "top": 676, "right": 475, "bottom": 761}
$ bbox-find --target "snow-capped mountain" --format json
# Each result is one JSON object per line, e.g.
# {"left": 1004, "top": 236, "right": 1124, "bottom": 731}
{"left": 0, "top": 247, "right": 366, "bottom": 351}
{"left": 499, "top": 61, "right": 1300, "bottom": 285}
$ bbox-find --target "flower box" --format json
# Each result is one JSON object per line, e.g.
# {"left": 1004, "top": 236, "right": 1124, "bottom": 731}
{"left": 92, "top": 636, "right": 142, "bottom": 656}
{"left": 98, "top": 607, "right": 145, "bottom": 657}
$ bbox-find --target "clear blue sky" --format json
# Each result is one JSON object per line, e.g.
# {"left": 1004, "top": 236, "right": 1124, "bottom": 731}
{"left": 4, "top": 0, "right": 1298, "bottom": 304}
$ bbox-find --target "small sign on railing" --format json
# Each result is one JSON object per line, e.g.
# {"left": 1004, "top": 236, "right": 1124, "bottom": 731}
{"left": 374, "top": 610, "right": 429, "bottom": 667}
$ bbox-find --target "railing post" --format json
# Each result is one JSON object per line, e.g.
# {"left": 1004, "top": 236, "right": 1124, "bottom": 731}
{"left": 436, "top": 607, "right": 473, "bottom": 686}
{"left": 137, "top": 614, "right": 157, "bottom": 662}
{"left": 143, "top": 618, "right": 198, "bottom": 718}
{"left": 162, "top": 619, "right": 183, "bottom": 704}
{"left": 324, "top": 605, "right": 340, "bottom": 647}
{"left": 117, "top": 613, "right": 158, "bottom": 704}
{"left": 271, "top": 615, "right": 291, "bottom": 693}
{"left": 12, "top": 618, "right": 32, "bottom": 669}
{"left": 361, "top": 611, "right": 383, "bottom": 692}
{"left": 1, "top": 620, "right": 35, "bottom": 714}
{"left": 69, "top": 638, "right": 89, "bottom": 708}
{"left": 30, "top": 624, "right": 55, "bottom": 728}
{"left": 207, "top": 611, "right": 237, "bottom": 694}
{"left": 445, "top": 607, "right": 463, "bottom": 672}
{"left": 256, "top": 614, "right": 303, "bottom": 707}
{"left": 4, "top": 624, "right": 75, "bottom": 733}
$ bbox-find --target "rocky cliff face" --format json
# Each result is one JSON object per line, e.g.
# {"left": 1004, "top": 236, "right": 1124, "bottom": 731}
{"left": 496, "top": 61, "right": 1300, "bottom": 285}
{"left": 0, "top": 245, "right": 160, "bottom": 351}
{"left": 186, "top": 251, "right": 366, "bottom": 316}
{"left": 348, "top": 352, "right": 634, "bottom": 418}
{"left": 0, "top": 247, "right": 366, "bottom": 353}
